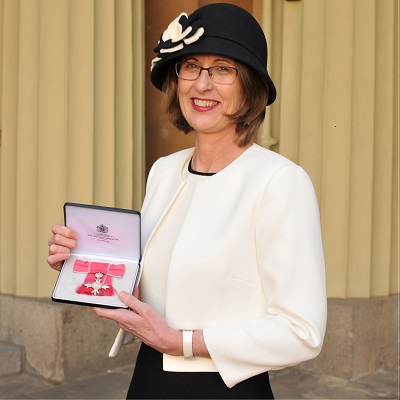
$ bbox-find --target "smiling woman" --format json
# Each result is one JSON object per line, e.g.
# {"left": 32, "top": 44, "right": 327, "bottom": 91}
{"left": 175, "top": 54, "right": 244, "bottom": 145}
{"left": 164, "top": 55, "right": 269, "bottom": 147}
{"left": 47, "top": 3, "right": 327, "bottom": 399}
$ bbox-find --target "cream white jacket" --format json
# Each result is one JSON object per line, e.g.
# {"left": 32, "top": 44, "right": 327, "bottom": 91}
{"left": 139, "top": 143, "right": 327, "bottom": 388}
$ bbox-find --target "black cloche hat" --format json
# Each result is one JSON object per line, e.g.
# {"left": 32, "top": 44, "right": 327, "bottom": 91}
{"left": 150, "top": 3, "right": 276, "bottom": 106}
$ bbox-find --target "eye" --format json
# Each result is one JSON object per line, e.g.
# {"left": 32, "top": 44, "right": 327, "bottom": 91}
{"left": 183, "top": 62, "right": 200, "bottom": 71}
{"left": 213, "top": 66, "right": 233, "bottom": 75}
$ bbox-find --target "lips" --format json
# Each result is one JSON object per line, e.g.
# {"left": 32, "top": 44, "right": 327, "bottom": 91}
{"left": 192, "top": 98, "right": 219, "bottom": 108}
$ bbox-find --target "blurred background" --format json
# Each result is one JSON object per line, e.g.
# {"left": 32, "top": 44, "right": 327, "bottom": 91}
{"left": 0, "top": 0, "right": 398, "bottom": 395}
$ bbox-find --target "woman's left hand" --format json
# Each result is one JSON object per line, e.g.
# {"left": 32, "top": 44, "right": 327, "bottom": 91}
{"left": 92, "top": 291, "right": 182, "bottom": 356}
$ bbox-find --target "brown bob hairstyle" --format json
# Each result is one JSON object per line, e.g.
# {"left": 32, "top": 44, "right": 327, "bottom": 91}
{"left": 162, "top": 60, "right": 269, "bottom": 147}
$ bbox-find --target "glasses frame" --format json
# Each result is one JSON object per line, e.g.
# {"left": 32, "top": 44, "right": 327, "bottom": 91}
{"left": 175, "top": 61, "right": 239, "bottom": 85}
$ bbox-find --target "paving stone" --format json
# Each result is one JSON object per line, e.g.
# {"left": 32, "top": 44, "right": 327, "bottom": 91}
{"left": 270, "top": 368, "right": 399, "bottom": 400}
{"left": 270, "top": 368, "right": 320, "bottom": 398}
{"left": 0, "top": 373, "right": 54, "bottom": 399}
{"left": 26, "top": 368, "right": 133, "bottom": 399}
{"left": 348, "top": 371, "right": 399, "bottom": 399}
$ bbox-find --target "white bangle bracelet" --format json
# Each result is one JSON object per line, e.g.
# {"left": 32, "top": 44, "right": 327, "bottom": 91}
{"left": 182, "top": 330, "right": 195, "bottom": 360}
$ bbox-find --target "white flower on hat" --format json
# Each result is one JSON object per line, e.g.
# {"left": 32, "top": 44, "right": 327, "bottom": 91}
{"left": 151, "top": 12, "right": 204, "bottom": 71}
{"left": 162, "top": 13, "right": 192, "bottom": 44}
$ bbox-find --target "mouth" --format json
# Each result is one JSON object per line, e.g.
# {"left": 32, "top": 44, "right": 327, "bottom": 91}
{"left": 192, "top": 98, "right": 219, "bottom": 109}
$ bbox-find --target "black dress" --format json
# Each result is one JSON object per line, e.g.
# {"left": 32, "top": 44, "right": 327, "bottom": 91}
{"left": 126, "top": 343, "right": 274, "bottom": 399}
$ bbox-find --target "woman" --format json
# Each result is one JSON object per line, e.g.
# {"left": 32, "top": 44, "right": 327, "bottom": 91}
{"left": 48, "top": 3, "right": 327, "bottom": 399}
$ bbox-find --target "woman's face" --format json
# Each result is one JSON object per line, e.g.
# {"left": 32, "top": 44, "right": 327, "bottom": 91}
{"left": 177, "top": 54, "right": 242, "bottom": 137}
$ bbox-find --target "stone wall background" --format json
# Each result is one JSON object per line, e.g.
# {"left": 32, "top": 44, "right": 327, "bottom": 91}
{"left": 0, "top": 295, "right": 397, "bottom": 383}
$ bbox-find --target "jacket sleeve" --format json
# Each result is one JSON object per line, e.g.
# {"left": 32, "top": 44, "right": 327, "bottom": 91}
{"left": 203, "top": 164, "right": 327, "bottom": 388}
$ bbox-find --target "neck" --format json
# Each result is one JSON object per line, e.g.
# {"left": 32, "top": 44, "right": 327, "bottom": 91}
{"left": 192, "top": 132, "right": 251, "bottom": 173}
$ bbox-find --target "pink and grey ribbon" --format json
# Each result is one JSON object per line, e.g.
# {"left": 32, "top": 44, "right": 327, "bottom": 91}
{"left": 73, "top": 259, "right": 125, "bottom": 296}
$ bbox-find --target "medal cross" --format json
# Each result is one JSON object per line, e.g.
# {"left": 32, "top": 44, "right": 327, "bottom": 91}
{"left": 84, "top": 272, "right": 110, "bottom": 295}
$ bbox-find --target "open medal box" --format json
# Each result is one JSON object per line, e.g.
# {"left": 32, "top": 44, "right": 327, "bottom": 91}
{"left": 52, "top": 203, "right": 141, "bottom": 309}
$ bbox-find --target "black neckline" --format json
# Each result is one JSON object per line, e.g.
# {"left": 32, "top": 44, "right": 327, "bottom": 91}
{"left": 188, "top": 159, "right": 216, "bottom": 176}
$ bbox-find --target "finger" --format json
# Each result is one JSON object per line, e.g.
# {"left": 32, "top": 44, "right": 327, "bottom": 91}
{"left": 47, "top": 260, "right": 62, "bottom": 271}
{"left": 48, "top": 243, "right": 71, "bottom": 256}
{"left": 48, "top": 225, "right": 79, "bottom": 250}
{"left": 47, "top": 251, "right": 70, "bottom": 264}
{"left": 47, "top": 240, "right": 72, "bottom": 268}
{"left": 91, "top": 306, "right": 128, "bottom": 323}
{"left": 49, "top": 234, "right": 77, "bottom": 251}
{"left": 133, "top": 286, "right": 139, "bottom": 298}
{"left": 47, "top": 243, "right": 71, "bottom": 270}
{"left": 92, "top": 306, "right": 112, "bottom": 319}
{"left": 118, "top": 291, "right": 148, "bottom": 315}
{"left": 51, "top": 224, "right": 79, "bottom": 240}
{"left": 118, "top": 291, "right": 142, "bottom": 312}
{"left": 47, "top": 252, "right": 70, "bottom": 271}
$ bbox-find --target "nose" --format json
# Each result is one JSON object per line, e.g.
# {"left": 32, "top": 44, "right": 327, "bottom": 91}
{"left": 194, "top": 68, "right": 214, "bottom": 91}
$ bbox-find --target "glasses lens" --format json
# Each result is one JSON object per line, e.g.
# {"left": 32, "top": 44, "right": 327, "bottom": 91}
{"left": 209, "top": 66, "right": 237, "bottom": 85}
{"left": 176, "top": 62, "right": 200, "bottom": 80}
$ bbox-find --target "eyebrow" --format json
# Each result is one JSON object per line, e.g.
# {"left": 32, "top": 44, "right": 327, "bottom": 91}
{"left": 183, "top": 56, "right": 236, "bottom": 66}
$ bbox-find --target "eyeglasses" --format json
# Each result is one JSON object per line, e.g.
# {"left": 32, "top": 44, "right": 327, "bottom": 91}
{"left": 175, "top": 62, "right": 238, "bottom": 85}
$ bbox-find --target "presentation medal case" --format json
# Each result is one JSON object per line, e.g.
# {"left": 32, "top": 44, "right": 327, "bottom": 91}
{"left": 52, "top": 203, "right": 141, "bottom": 309}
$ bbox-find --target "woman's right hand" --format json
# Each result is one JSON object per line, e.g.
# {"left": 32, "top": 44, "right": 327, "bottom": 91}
{"left": 47, "top": 224, "right": 79, "bottom": 271}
